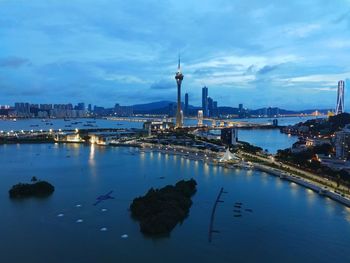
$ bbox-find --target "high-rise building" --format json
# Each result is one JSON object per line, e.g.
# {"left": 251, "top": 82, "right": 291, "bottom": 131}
{"left": 221, "top": 128, "right": 238, "bottom": 145}
{"left": 14, "top": 102, "right": 31, "bottom": 117}
{"left": 202, "top": 86, "right": 208, "bottom": 117}
{"left": 208, "top": 97, "right": 213, "bottom": 117}
{"left": 175, "top": 57, "right": 184, "bottom": 128}
{"left": 336, "top": 80, "right": 345, "bottom": 115}
{"left": 197, "top": 110, "right": 203, "bottom": 127}
{"left": 76, "top": 103, "right": 85, "bottom": 111}
{"left": 238, "top": 103, "right": 244, "bottom": 118}
{"left": 213, "top": 101, "right": 218, "bottom": 117}
{"left": 335, "top": 125, "right": 350, "bottom": 159}
{"left": 184, "top": 93, "right": 189, "bottom": 116}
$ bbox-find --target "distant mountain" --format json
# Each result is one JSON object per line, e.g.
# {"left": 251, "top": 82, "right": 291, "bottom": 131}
{"left": 132, "top": 101, "right": 173, "bottom": 111}
{"left": 131, "top": 100, "right": 333, "bottom": 116}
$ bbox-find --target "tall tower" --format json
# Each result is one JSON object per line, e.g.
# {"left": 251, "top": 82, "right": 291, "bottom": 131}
{"left": 175, "top": 56, "right": 184, "bottom": 128}
{"left": 336, "top": 80, "right": 345, "bottom": 115}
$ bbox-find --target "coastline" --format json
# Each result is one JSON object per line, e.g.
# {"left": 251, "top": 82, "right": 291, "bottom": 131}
{"left": 139, "top": 143, "right": 350, "bottom": 208}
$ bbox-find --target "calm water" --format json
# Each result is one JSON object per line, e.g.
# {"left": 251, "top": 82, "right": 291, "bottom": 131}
{"left": 0, "top": 117, "right": 308, "bottom": 153}
{"left": 238, "top": 129, "right": 298, "bottom": 153}
{"left": 0, "top": 116, "right": 320, "bottom": 132}
{"left": 1, "top": 144, "right": 349, "bottom": 263}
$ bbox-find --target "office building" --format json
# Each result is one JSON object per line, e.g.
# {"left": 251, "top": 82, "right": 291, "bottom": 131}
{"left": 184, "top": 93, "right": 189, "bottom": 116}
{"left": 202, "top": 86, "right": 208, "bottom": 117}
{"left": 221, "top": 128, "right": 238, "bottom": 145}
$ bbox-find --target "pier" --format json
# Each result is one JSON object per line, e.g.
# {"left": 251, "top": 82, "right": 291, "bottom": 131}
{"left": 208, "top": 187, "right": 227, "bottom": 243}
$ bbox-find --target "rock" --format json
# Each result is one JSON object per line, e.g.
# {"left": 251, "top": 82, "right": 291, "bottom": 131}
{"left": 130, "top": 179, "right": 197, "bottom": 236}
{"left": 9, "top": 181, "right": 55, "bottom": 198}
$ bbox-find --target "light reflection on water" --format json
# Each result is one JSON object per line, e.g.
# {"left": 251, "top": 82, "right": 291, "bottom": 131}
{"left": 0, "top": 144, "right": 349, "bottom": 263}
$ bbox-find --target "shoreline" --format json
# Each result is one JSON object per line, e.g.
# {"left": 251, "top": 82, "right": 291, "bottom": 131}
{"left": 139, "top": 143, "right": 350, "bottom": 208}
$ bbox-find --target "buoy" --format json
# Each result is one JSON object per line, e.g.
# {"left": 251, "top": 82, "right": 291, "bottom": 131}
{"left": 121, "top": 234, "right": 128, "bottom": 239}
{"left": 76, "top": 219, "right": 83, "bottom": 223}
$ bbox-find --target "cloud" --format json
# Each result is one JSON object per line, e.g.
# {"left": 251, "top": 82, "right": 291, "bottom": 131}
{"left": 0, "top": 57, "right": 30, "bottom": 68}
{"left": 257, "top": 65, "right": 279, "bottom": 75}
{"left": 150, "top": 79, "right": 175, "bottom": 90}
{"left": 0, "top": 0, "right": 349, "bottom": 109}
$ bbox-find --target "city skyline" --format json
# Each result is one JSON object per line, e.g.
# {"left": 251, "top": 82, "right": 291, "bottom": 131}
{"left": 1, "top": 1, "right": 350, "bottom": 109}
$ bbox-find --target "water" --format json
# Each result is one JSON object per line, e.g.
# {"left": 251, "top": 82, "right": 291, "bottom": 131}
{"left": 1, "top": 144, "right": 349, "bottom": 263}
{"left": 238, "top": 129, "right": 298, "bottom": 153}
{"left": 0, "top": 116, "right": 320, "bottom": 132}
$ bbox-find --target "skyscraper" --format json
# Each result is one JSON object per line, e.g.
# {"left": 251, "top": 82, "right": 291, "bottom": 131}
{"left": 175, "top": 56, "right": 184, "bottom": 128}
{"left": 184, "top": 93, "right": 189, "bottom": 116}
{"left": 336, "top": 80, "right": 345, "bottom": 115}
{"left": 202, "top": 86, "right": 208, "bottom": 117}
{"left": 208, "top": 97, "right": 213, "bottom": 117}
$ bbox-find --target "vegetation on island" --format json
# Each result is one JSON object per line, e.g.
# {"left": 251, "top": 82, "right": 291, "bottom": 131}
{"left": 9, "top": 180, "right": 55, "bottom": 198}
{"left": 282, "top": 113, "right": 350, "bottom": 136}
{"left": 130, "top": 179, "right": 197, "bottom": 236}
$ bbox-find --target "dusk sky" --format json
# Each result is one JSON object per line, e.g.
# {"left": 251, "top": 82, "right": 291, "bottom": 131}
{"left": 1, "top": 0, "right": 350, "bottom": 110}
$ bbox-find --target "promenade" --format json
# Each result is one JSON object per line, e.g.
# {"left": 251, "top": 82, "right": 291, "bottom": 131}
{"left": 140, "top": 142, "right": 350, "bottom": 208}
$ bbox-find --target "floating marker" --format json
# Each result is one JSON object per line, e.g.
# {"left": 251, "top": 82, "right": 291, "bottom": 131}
{"left": 100, "top": 227, "right": 108, "bottom": 232}
{"left": 57, "top": 213, "right": 64, "bottom": 217}
{"left": 121, "top": 234, "right": 128, "bottom": 239}
{"left": 76, "top": 219, "right": 83, "bottom": 223}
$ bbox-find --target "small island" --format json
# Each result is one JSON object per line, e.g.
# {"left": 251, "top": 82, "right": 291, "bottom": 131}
{"left": 9, "top": 180, "right": 55, "bottom": 198}
{"left": 130, "top": 179, "right": 197, "bottom": 236}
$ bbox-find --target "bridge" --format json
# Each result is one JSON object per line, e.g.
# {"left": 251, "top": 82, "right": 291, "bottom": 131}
{"left": 106, "top": 116, "right": 274, "bottom": 129}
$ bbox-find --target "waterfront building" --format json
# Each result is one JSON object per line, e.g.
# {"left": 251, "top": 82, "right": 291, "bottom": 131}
{"left": 76, "top": 103, "right": 85, "bottom": 111}
{"left": 14, "top": 102, "right": 31, "bottom": 117}
{"left": 221, "top": 128, "right": 238, "bottom": 145}
{"left": 143, "top": 121, "right": 174, "bottom": 131}
{"left": 198, "top": 110, "right": 203, "bottom": 127}
{"left": 335, "top": 124, "right": 350, "bottom": 159}
{"left": 175, "top": 57, "right": 184, "bottom": 128}
{"left": 202, "top": 86, "right": 208, "bottom": 117}
{"left": 336, "top": 80, "right": 345, "bottom": 115}
{"left": 184, "top": 93, "right": 189, "bottom": 116}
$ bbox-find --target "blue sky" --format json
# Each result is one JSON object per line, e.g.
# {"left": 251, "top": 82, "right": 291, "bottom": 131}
{"left": 1, "top": 0, "right": 350, "bottom": 110}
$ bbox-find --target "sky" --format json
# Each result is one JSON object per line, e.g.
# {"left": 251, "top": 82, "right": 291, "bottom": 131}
{"left": 1, "top": 0, "right": 350, "bottom": 110}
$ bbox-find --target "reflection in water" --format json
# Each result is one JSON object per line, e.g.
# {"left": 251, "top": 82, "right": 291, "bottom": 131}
{"left": 89, "top": 144, "right": 96, "bottom": 167}
{"left": 306, "top": 189, "right": 316, "bottom": 205}
{"left": 203, "top": 163, "right": 210, "bottom": 177}
{"left": 344, "top": 207, "right": 350, "bottom": 223}
{"left": 289, "top": 182, "right": 299, "bottom": 197}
